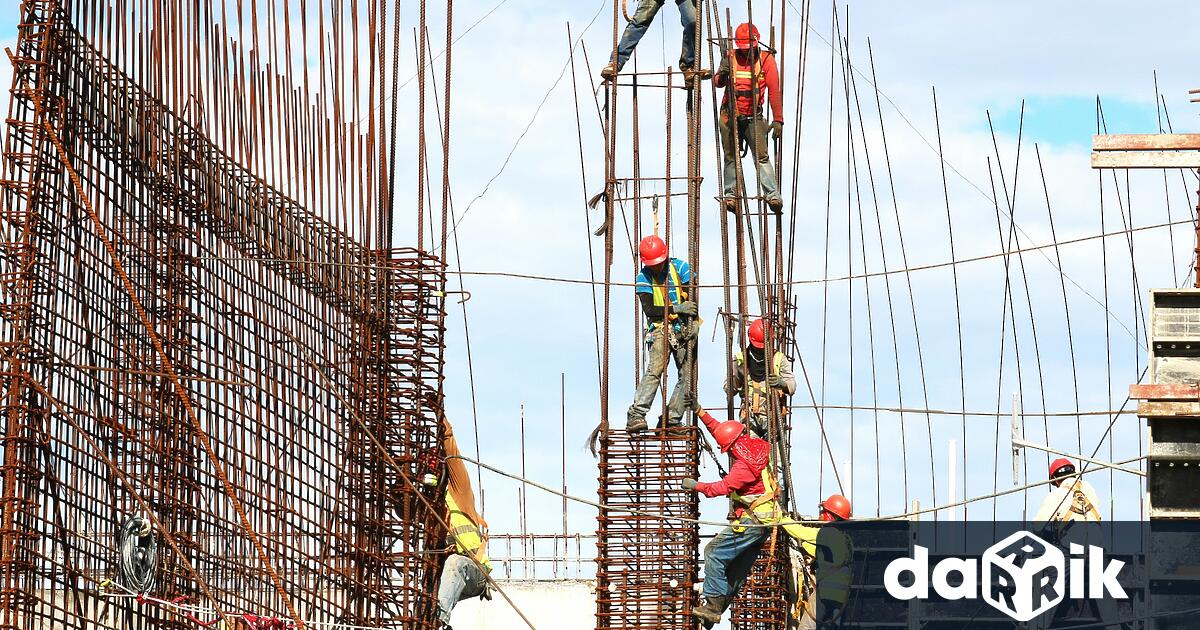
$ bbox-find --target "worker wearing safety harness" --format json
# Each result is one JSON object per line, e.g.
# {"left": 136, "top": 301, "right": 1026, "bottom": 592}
{"left": 435, "top": 419, "right": 493, "bottom": 628}
{"left": 791, "top": 495, "right": 854, "bottom": 630}
{"left": 725, "top": 318, "right": 796, "bottom": 438}
{"left": 683, "top": 407, "right": 777, "bottom": 627}
{"left": 1035, "top": 458, "right": 1101, "bottom": 525}
{"left": 627, "top": 235, "right": 697, "bottom": 432}
{"left": 1030, "top": 459, "right": 1122, "bottom": 630}
{"left": 714, "top": 23, "right": 784, "bottom": 212}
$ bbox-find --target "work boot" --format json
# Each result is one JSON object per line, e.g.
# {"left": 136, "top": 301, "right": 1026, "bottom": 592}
{"left": 600, "top": 62, "right": 619, "bottom": 81}
{"left": 692, "top": 595, "right": 728, "bottom": 628}
{"left": 626, "top": 416, "right": 648, "bottom": 433}
{"left": 661, "top": 421, "right": 689, "bottom": 435}
{"left": 680, "top": 66, "right": 712, "bottom": 82}
{"left": 766, "top": 196, "right": 784, "bottom": 213}
{"left": 722, "top": 196, "right": 739, "bottom": 212}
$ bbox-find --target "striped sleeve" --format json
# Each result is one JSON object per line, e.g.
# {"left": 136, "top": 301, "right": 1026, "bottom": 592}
{"left": 634, "top": 269, "right": 653, "bottom": 294}
{"left": 674, "top": 259, "right": 693, "bottom": 284}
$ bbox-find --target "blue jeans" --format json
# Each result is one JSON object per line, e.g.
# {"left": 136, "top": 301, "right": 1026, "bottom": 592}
{"left": 720, "top": 113, "right": 780, "bottom": 202}
{"left": 702, "top": 517, "right": 769, "bottom": 599}
{"left": 614, "top": 0, "right": 697, "bottom": 70}
{"left": 437, "top": 554, "right": 488, "bottom": 624}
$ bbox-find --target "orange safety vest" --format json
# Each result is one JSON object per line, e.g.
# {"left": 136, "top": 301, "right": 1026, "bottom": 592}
{"left": 729, "top": 52, "right": 769, "bottom": 116}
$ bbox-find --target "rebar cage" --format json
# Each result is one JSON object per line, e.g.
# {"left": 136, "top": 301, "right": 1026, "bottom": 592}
{"left": 0, "top": 3, "right": 447, "bottom": 629}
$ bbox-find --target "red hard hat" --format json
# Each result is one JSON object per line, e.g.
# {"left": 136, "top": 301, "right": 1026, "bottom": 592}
{"left": 734, "top": 23, "right": 760, "bottom": 50}
{"left": 1049, "top": 457, "right": 1075, "bottom": 479}
{"left": 639, "top": 235, "right": 669, "bottom": 266}
{"left": 747, "top": 318, "right": 766, "bottom": 349}
{"left": 820, "top": 494, "right": 852, "bottom": 521}
{"left": 713, "top": 419, "right": 745, "bottom": 452}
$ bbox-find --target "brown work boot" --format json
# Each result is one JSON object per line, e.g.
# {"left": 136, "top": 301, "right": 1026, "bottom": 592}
{"left": 626, "top": 416, "right": 648, "bottom": 433}
{"left": 691, "top": 595, "right": 728, "bottom": 628}
{"left": 766, "top": 196, "right": 784, "bottom": 213}
{"left": 600, "top": 62, "right": 619, "bottom": 81}
{"left": 722, "top": 196, "right": 738, "bottom": 212}
{"left": 681, "top": 66, "right": 712, "bottom": 82}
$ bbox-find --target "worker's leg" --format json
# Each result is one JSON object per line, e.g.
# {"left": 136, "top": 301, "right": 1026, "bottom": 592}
{"left": 628, "top": 328, "right": 669, "bottom": 425}
{"left": 747, "top": 116, "right": 781, "bottom": 204}
{"left": 725, "top": 532, "right": 769, "bottom": 596}
{"left": 614, "top": 0, "right": 666, "bottom": 70}
{"left": 664, "top": 335, "right": 694, "bottom": 426}
{"left": 719, "top": 113, "right": 738, "bottom": 197}
{"left": 675, "top": 0, "right": 697, "bottom": 69}
{"left": 702, "top": 520, "right": 769, "bottom": 600}
{"left": 437, "top": 555, "right": 488, "bottom": 624}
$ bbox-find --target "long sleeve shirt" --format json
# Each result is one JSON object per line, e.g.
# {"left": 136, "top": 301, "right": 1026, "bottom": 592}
{"left": 714, "top": 50, "right": 783, "bottom": 123}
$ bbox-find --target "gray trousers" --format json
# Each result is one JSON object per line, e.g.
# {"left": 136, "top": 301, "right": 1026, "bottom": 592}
{"left": 437, "top": 554, "right": 488, "bottom": 624}
{"left": 628, "top": 326, "right": 694, "bottom": 426}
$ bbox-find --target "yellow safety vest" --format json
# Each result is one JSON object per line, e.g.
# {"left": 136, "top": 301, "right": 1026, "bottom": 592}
{"left": 733, "top": 351, "right": 788, "bottom": 420}
{"left": 785, "top": 523, "right": 853, "bottom": 606}
{"left": 447, "top": 494, "right": 492, "bottom": 573}
{"left": 647, "top": 261, "right": 686, "bottom": 332}
{"left": 730, "top": 459, "right": 784, "bottom": 529}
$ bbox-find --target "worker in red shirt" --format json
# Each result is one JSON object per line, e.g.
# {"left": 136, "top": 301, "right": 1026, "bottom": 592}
{"left": 683, "top": 406, "right": 777, "bottom": 627}
{"left": 714, "top": 23, "right": 784, "bottom": 212}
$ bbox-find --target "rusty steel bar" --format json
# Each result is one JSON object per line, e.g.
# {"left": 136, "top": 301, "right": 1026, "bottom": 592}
{"left": 0, "top": 2, "right": 451, "bottom": 629}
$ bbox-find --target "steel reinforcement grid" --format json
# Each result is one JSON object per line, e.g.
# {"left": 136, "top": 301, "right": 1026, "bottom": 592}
{"left": 0, "top": 4, "right": 448, "bottom": 629}
{"left": 596, "top": 428, "right": 700, "bottom": 630}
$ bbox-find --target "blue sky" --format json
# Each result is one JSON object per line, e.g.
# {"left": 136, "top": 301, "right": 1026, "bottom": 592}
{"left": 3, "top": 1, "right": 1198, "bottom": 582}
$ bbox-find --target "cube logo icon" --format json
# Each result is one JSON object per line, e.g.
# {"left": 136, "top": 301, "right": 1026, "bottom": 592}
{"left": 981, "top": 531, "right": 1064, "bottom": 621}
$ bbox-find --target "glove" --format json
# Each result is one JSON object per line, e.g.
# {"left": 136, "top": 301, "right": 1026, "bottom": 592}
{"left": 767, "top": 374, "right": 787, "bottom": 390}
{"left": 717, "top": 57, "right": 731, "bottom": 81}
{"left": 673, "top": 301, "right": 698, "bottom": 317}
{"left": 770, "top": 121, "right": 784, "bottom": 142}
{"left": 682, "top": 478, "right": 698, "bottom": 491}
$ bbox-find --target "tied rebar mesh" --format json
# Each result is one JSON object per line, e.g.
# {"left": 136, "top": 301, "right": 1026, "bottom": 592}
{"left": 0, "top": 5, "right": 447, "bottom": 629}
{"left": 596, "top": 429, "right": 700, "bottom": 629}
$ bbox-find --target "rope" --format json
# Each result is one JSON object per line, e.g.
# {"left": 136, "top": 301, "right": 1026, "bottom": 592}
{"left": 116, "top": 516, "right": 157, "bottom": 594}
{"left": 448, "top": 453, "right": 1144, "bottom": 527}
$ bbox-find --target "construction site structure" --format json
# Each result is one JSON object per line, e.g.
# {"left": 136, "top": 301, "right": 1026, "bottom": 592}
{"left": 0, "top": 1, "right": 456, "bottom": 628}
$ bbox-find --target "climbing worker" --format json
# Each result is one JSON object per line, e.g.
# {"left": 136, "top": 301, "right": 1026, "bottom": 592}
{"left": 714, "top": 22, "right": 784, "bottom": 212}
{"left": 682, "top": 406, "right": 776, "bottom": 627}
{"left": 725, "top": 317, "right": 796, "bottom": 438}
{"left": 627, "top": 234, "right": 697, "bottom": 433}
{"left": 790, "top": 495, "right": 854, "bottom": 630}
{"left": 600, "top": 0, "right": 709, "bottom": 81}
{"left": 1034, "top": 458, "right": 1101, "bottom": 524}
{"left": 434, "top": 419, "right": 493, "bottom": 628}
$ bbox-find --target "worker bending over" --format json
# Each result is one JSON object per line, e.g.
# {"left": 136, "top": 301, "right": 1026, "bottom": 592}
{"left": 434, "top": 420, "right": 492, "bottom": 628}
{"left": 600, "top": 0, "right": 709, "bottom": 81}
{"left": 714, "top": 23, "right": 784, "bottom": 212}
{"left": 725, "top": 318, "right": 796, "bottom": 438}
{"left": 791, "top": 495, "right": 854, "bottom": 630}
{"left": 627, "top": 235, "right": 697, "bottom": 432}
{"left": 683, "top": 407, "right": 776, "bottom": 626}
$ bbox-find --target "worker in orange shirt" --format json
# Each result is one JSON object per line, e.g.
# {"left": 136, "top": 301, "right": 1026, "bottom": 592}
{"left": 714, "top": 23, "right": 784, "bottom": 212}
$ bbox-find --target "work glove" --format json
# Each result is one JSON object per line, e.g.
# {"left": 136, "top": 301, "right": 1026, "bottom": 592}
{"left": 673, "top": 300, "right": 698, "bottom": 317}
{"left": 770, "top": 121, "right": 784, "bottom": 142}
{"left": 682, "top": 478, "right": 698, "bottom": 491}
{"left": 767, "top": 374, "right": 787, "bottom": 390}
{"left": 717, "top": 57, "right": 731, "bottom": 81}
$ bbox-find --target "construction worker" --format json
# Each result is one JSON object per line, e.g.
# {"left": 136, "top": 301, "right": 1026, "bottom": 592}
{"left": 1030, "top": 459, "right": 1123, "bottom": 630}
{"left": 725, "top": 317, "right": 796, "bottom": 438}
{"left": 1035, "top": 458, "right": 1101, "bottom": 524}
{"left": 434, "top": 420, "right": 493, "bottom": 628}
{"left": 683, "top": 407, "right": 775, "bottom": 627}
{"left": 791, "top": 495, "right": 854, "bottom": 630}
{"left": 714, "top": 23, "right": 784, "bottom": 212}
{"left": 600, "top": 1, "right": 709, "bottom": 81}
{"left": 627, "top": 234, "right": 697, "bottom": 432}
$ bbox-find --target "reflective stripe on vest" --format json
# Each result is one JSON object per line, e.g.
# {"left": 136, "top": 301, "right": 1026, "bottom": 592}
{"left": 730, "top": 53, "right": 767, "bottom": 113}
{"left": 649, "top": 260, "right": 685, "bottom": 307}
{"left": 730, "top": 457, "right": 782, "bottom": 525}
{"left": 446, "top": 493, "right": 492, "bottom": 571}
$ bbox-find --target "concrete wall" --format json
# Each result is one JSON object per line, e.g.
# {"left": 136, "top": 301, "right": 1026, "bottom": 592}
{"left": 450, "top": 580, "right": 597, "bottom": 630}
